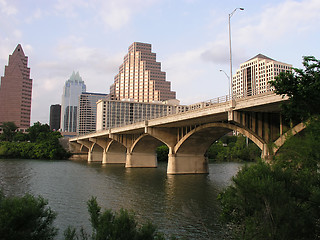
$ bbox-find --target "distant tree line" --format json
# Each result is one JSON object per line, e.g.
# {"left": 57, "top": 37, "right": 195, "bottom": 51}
{"left": 0, "top": 122, "right": 71, "bottom": 160}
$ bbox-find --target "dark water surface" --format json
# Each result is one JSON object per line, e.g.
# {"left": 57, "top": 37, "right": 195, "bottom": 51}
{"left": 0, "top": 159, "right": 243, "bottom": 239}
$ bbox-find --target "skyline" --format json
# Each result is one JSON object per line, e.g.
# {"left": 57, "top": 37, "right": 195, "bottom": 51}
{"left": 0, "top": 0, "right": 319, "bottom": 124}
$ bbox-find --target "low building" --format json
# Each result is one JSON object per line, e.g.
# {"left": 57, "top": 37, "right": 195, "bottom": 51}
{"left": 96, "top": 99, "right": 183, "bottom": 130}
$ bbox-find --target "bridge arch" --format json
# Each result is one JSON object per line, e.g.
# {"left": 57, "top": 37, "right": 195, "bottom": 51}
{"left": 273, "top": 122, "right": 306, "bottom": 155}
{"left": 174, "top": 122, "right": 266, "bottom": 155}
{"left": 168, "top": 122, "right": 267, "bottom": 174}
{"left": 104, "top": 139, "right": 126, "bottom": 164}
{"left": 126, "top": 133, "right": 166, "bottom": 168}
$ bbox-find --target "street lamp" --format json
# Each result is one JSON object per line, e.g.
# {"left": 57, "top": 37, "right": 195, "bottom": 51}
{"left": 219, "top": 69, "right": 230, "bottom": 99}
{"left": 229, "top": 7, "right": 244, "bottom": 100}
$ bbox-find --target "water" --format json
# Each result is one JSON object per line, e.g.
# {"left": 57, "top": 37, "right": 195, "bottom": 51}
{"left": 0, "top": 159, "right": 243, "bottom": 239}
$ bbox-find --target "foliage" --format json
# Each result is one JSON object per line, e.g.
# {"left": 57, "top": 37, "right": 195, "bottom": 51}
{"left": 218, "top": 120, "right": 320, "bottom": 240}
{"left": 156, "top": 145, "right": 169, "bottom": 162}
{"left": 270, "top": 56, "right": 320, "bottom": 121}
{"left": 206, "top": 135, "right": 261, "bottom": 162}
{"left": 0, "top": 122, "right": 71, "bottom": 160}
{"left": 0, "top": 122, "right": 18, "bottom": 142}
{"left": 64, "top": 197, "right": 166, "bottom": 240}
{"left": 27, "top": 121, "right": 52, "bottom": 143}
{"left": 0, "top": 191, "right": 57, "bottom": 240}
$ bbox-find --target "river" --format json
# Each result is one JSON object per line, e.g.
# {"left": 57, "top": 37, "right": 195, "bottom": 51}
{"left": 0, "top": 159, "right": 244, "bottom": 239}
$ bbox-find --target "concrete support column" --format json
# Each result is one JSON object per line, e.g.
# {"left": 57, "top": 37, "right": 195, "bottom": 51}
{"left": 167, "top": 153, "right": 208, "bottom": 174}
{"left": 103, "top": 152, "right": 126, "bottom": 164}
{"left": 125, "top": 152, "right": 157, "bottom": 168}
{"left": 261, "top": 144, "right": 272, "bottom": 162}
{"left": 88, "top": 150, "right": 92, "bottom": 162}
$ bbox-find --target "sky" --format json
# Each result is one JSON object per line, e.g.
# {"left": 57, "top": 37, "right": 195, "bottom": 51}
{"left": 0, "top": 0, "right": 319, "bottom": 124}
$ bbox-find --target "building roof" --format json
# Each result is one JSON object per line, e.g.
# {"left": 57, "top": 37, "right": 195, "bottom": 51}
{"left": 246, "top": 54, "right": 275, "bottom": 62}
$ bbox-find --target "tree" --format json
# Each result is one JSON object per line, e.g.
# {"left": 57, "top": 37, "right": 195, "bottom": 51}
{"left": 0, "top": 122, "right": 18, "bottom": 142}
{"left": 64, "top": 197, "right": 166, "bottom": 240}
{"left": 27, "top": 122, "right": 51, "bottom": 143}
{"left": 270, "top": 56, "right": 320, "bottom": 121}
{"left": 218, "top": 120, "right": 320, "bottom": 239}
{"left": 0, "top": 191, "right": 57, "bottom": 240}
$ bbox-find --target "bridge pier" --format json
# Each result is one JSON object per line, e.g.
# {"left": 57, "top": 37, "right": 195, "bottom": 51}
{"left": 167, "top": 153, "right": 209, "bottom": 174}
{"left": 125, "top": 152, "right": 157, "bottom": 168}
{"left": 103, "top": 152, "right": 126, "bottom": 164}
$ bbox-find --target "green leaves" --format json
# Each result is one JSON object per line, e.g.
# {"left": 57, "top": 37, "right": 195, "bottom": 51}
{"left": 271, "top": 56, "right": 320, "bottom": 121}
{"left": 218, "top": 120, "right": 320, "bottom": 239}
{"left": 0, "top": 191, "right": 57, "bottom": 240}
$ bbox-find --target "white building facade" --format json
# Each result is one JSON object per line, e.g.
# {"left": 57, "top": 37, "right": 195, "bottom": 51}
{"left": 232, "top": 54, "right": 292, "bottom": 98}
{"left": 96, "top": 99, "right": 182, "bottom": 130}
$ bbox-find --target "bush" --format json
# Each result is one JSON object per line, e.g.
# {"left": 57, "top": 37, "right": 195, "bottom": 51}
{"left": 218, "top": 120, "right": 320, "bottom": 239}
{"left": 0, "top": 191, "right": 57, "bottom": 240}
{"left": 64, "top": 197, "right": 166, "bottom": 240}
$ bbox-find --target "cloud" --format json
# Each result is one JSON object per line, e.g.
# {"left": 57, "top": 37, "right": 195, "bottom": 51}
{"left": 236, "top": 0, "right": 320, "bottom": 47}
{"left": 0, "top": 0, "right": 18, "bottom": 15}
{"left": 93, "top": 0, "right": 159, "bottom": 30}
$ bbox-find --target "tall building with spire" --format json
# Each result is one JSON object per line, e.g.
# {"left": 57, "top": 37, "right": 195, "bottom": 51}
{"left": 0, "top": 44, "right": 32, "bottom": 131}
{"left": 110, "top": 42, "right": 176, "bottom": 102}
{"left": 61, "top": 71, "right": 86, "bottom": 132}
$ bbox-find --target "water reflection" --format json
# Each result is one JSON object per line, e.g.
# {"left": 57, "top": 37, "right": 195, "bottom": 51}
{"left": 0, "top": 160, "right": 243, "bottom": 239}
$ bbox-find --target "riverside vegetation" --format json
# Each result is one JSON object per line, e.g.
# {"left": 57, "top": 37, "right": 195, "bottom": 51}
{"left": 0, "top": 122, "right": 71, "bottom": 160}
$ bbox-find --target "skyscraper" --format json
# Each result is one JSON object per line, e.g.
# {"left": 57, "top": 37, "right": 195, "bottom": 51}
{"left": 232, "top": 54, "right": 292, "bottom": 98}
{"left": 61, "top": 71, "right": 86, "bottom": 133}
{"left": 0, "top": 44, "right": 32, "bottom": 131}
{"left": 110, "top": 42, "right": 176, "bottom": 102}
{"left": 49, "top": 104, "right": 61, "bottom": 131}
{"left": 77, "top": 92, "right": 107, "bottom": 135}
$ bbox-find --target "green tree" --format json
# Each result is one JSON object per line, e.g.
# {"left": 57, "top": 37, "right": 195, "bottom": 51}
{"left": 0, "top": 122, "right": 18, "bottom": 142}
{"left": 0, "top": 191, "right": 57, "bottom": 240}
{"left": 27, "top": 122, "right": 51, "bottom": 143}
{"left": 156, "top": 145, "right": 169, "bottom": 162}
{"left": 270, "top": 56, "right": 320, "bottom": 121}
{"left": 218, "top": 120, "right": 320, "bottom": 239}
{"left": 65, "top": 197, "right": 165, "bottom": 240}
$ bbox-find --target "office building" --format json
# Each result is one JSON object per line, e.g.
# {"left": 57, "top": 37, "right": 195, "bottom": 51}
{"left": 77, "top": 92, "right": 107, "bottom": 135}
{"left": 0, "top": 44, "right": 32, "bottom": 131}
{"left": 61, "top": 71, "right": 86, "bottom": 133}
{"left": 96, "top": 99, "right": 181, "bottom": 130}
{"left": 110, "top": 42, "right": 176, "bottom": 102}
{"left": 232, "top": 54, "right": 292, "bottom": 98}
{"left": 49, "top": 104, "right": 61, "bottom": 131}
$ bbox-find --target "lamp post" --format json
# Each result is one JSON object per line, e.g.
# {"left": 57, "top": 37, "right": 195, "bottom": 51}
{"left": 219, "top": 69, "right": 230, "bottom": 100}
{"left": 229, "top": 7, "right": 244, "bottom": 100}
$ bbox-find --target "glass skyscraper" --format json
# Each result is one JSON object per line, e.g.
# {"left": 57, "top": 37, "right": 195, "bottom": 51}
{"left": 61, "top": 71, "right": 86, "bottom": 132}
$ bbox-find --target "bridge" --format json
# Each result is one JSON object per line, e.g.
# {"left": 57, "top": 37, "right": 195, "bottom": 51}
{"left": 69, "top": 91, "right": 305, "bottom": 174}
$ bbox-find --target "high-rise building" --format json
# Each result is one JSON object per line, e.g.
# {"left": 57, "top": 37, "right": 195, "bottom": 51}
{"left": 49, "top": 104, "right": 61, "bottom": 131}
{"left": 232, "top": 54, "right": 292, "bottom": 98}
{"left": 77, "top": 92, "right": 107, "bottom": 135}
{"left": 110, "top": 42, "right": 176, "bottom": 102}
{"left": 61, "top": 71, "right": 86, "bottom": 133}
{"left": 0, "top": 44, "right": 32, "bottom": 131}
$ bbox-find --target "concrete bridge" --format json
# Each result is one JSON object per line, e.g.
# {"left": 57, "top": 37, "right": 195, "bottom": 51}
{"left": 69, "top": 91, "right": 305, "bottom": 174}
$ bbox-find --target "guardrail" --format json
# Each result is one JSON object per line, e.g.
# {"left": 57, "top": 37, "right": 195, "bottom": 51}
{"left": 76, "top": 87, "right": 277, "bottom": 137}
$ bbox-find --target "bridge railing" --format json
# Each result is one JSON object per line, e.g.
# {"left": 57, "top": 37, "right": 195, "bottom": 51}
{"left": 77, "top": 87, "right": 277, "bottom": 136}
